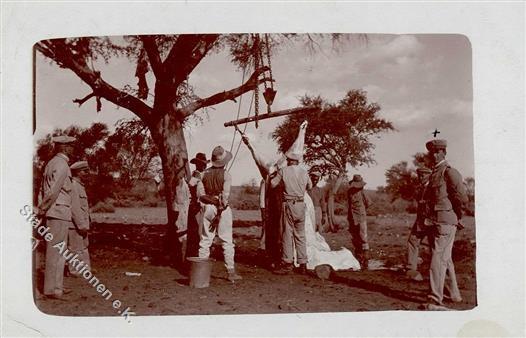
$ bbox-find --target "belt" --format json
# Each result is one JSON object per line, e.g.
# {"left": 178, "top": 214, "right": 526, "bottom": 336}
{"left": 284, "top": 196, "right": 304, "bottom": 202}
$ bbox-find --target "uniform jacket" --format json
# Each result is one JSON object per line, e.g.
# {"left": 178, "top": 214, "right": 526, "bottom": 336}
{"left": 71, "top": 177, "right": 90, "bottom": 230}
{"left": 424, "top": 160, "right": 468, "bottom": 225}
{"left": 347, "top": 189, "right": 371, "bottom": 224}
{"left": 270, "top": 165, "right": 312, "bottom": 199}
{"left": 39, "top": 153, "right": 73, "bottom": 221}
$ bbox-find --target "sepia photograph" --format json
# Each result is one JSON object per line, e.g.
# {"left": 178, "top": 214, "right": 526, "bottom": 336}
{"left": 31, "top": 33, "right": 476, "bottom": 316}
{"left": 1, "top": 2, "right": 524, "bottom": 337}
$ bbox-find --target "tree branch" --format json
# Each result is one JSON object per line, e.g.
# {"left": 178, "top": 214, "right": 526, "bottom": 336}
{"left": 140, "top": 36, "right": 164, "bottom": 78}
{"left": 73, "top": 92, "right": 96, "bottom": 107}
{"left": 36, "top": 39, "right": 154, "bottom": 123}
{"left": 182, "top": 66, "right": 270, "bottom": 117}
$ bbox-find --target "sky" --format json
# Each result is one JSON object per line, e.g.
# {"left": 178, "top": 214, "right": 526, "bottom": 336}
{"left": 35, "top": 34, "right": 474, "bottom": 188}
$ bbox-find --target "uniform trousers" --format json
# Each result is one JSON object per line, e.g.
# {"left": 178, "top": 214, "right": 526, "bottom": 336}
{"left": 67, "top": 228, "right": 90, "bottom": 276}
{"left": 44, "top": 219, "right": 70, "bottom": 295}
{"left": 428, "top": 223, "right": 461, "bottom": 304}
{"left": 282, "top": 200, "right": 307, "bottom": 265}
{"left": 198, "top": 205, "right": 235, "bottom": 270}
{"left": 348, "top": 218, "right": 369, "bottom": 251}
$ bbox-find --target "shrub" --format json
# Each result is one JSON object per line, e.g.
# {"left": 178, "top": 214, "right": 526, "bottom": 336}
{"left": 91, "top": 200, "right": 116, "bottom": 213}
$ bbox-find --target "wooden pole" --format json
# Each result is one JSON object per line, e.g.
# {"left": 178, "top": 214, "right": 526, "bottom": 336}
{"left": 224, "top": 107, "right": 317, "bottom": 127}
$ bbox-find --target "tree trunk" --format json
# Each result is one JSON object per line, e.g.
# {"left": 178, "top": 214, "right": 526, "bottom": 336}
{"left": 150, "top": 112, "right": 189, "bottom": 267}
{"left": 326, "top": 173, "right": 345, "bottom": 232}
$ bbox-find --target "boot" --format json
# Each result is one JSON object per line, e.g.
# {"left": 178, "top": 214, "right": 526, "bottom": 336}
{"left": 273, "top": 263, "right": 294, "bottom": 275}
{"left": 227, "top": 268, "right": 242, "bottom": 282}
{"left": 360, "top": 250, "right": 369, "bottom": 270}
{"left": 294, "top": 263, "right": 307, "bottom": 275}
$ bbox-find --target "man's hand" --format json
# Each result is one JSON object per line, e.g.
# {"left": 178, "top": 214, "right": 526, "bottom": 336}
{"left": 241, "top": 135, "right": 250, "bottom": 146}
{"left": 77, "top": 229, "right": 89, "bottom": 238}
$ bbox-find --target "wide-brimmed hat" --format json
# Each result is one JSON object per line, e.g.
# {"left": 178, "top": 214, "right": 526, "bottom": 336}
{"left": 190, "top": 152, "right": 209, "bottom": 166}
{"left": 286, "top": 152, "right": 301, "bottom": 162}
{"left": 349, "top": 174, "right": 366, "bottom": 188}
{"left": 425, "top": 139, "right": 447, "bottom": 152}
{"left": 211, "top": 146, "right": 232, "bottom": 168}
{"left": 70, "top": 161, "right": 89, "bottom": 171}
{"left": 52, "top": 135, "right": 76, "bottom": 144}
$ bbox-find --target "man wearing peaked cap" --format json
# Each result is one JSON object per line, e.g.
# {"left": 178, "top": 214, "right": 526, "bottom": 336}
{"left": 406, "top": 167, "right": 432, "bottom": 281}
{"left": 197, "top": 145, "right": 242, "bottom": 282}
{"left": 37, "top": 135, "right": 77, "bottom": 299}
{"left": 422, "top": 138, "right": 468, "bottom": 309}
{"left": 271, "top": 151, "right": 312, "bottom": 275}
{"left": 67, "top": 161, "right": 91, "bottom": 277}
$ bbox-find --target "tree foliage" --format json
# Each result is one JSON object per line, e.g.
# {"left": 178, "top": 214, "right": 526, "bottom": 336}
{"left": 384, "top": 160, "right": 419, "bottom": 202}
{"left": 272, "top": 90, "right": 394, "bottom": 177}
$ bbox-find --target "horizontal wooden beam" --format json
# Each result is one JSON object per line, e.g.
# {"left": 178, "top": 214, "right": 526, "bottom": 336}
{"left": 224, "top": 106, "right": 318, "bottom": 127}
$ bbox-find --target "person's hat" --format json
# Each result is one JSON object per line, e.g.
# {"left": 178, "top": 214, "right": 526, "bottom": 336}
{"left": 349, "top": 174, "right": 366, "bottom": 188}
{"left": 425, "top": 139, "right": 447, "bottom": 152}
{"left": 52, "top": 135, "right": 76, "bottom": 144}
{"left": 70, "top": 161, "right": 89, "bottom": 171}
{"left": 211, "top": 146, "right": 233, "bottom": 167}
{"left": 416, "top": 167, "right": 432, "bottom": 174}
{"left": 286, "top": 152, "right": 301, "bottom": 162}
{"left": 190, "top": 152, "right": 209, "bottom": 166}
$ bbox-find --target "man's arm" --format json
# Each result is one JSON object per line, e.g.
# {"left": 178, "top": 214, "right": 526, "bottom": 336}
{"left": 445, "top": 167, "right": 468, "bottom": 220}
{"left": 241, "top": 135, "right": 270, "bottom": 178}
{"left": 222, "top": 171, "right": 232, "bottom": 206}
{"left": 38, "top": 161, "right": 68, "bottom": 214}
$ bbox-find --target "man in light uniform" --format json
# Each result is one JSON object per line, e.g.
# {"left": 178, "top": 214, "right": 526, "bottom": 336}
{"left": 271, "top": 153, "right": 313, "bottom": 275}
{"left": 37, "top": 135, "right": 76, "bottom": 299}
{"left": 406, "top": 167, "right": 432, "bottom": 281}
{"left": 197, "top": 146, "right": 242, "bottom": 282}
{"left": 68, "top": 161, "right": 91, "bottom": 276}
{"left": 423, "top": 139, "right": 467, "bottom": 308}
{"left": 347, "top": 174, "right": 371, "bottom": 270}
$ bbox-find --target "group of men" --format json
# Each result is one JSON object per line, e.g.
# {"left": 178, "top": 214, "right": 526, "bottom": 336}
{"left": 36, "top": 133, "right": 468, "bottom": 309}
{"left": 36, "top": 136, "right": 91, "bottom": 300}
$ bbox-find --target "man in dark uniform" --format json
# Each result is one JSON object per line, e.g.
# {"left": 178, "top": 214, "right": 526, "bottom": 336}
{"left": 423, "top": 139, "right": 468, "bottom": 308}
{"left": 406, "top": 167, "right": 432, "bottom": 281}
{"left": 185, "top": 153, "right": 208, "bottom": 258}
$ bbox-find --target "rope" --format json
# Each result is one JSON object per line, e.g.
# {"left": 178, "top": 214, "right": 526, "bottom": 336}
{"left": 229, "top": 68, "right": 246, "bottom": 152}
{"left": 227, "top": 90, "right": 254, "bottom": 172}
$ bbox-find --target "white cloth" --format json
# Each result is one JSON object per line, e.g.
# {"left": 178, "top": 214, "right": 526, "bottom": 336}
{"left": 303, "top": 192, "right": 360, "bottom": 271}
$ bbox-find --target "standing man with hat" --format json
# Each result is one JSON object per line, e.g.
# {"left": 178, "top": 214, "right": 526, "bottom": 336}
{"left": 68, "top": 161, "right": 91, "bottom": 276}
{"left": 185, "top": 153, "right": 208, "bottom": 258}
{"left": 423, "top": 139, "right": 467, "bottom": 308}
{"left": 198, "top": 146, "right": 242, "bottom": 282}
{"left": 271, "top": 152, "right": 313, "bottom": 275}
{"left": 406, "top": 167, "right": 432, "bottom": 281}
{"left": 347, "top": 174, "right": 371, "bottom": 270}
{"left": 37, "top": 135, "right": 76, "bottom": 299}
{"left": 307, "top": 172, "right": 327, "bottom": 233}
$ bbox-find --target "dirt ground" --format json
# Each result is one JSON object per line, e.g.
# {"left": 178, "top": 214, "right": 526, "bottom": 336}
{"left": 34, "top": 210, "right": 476, "bottom": 317}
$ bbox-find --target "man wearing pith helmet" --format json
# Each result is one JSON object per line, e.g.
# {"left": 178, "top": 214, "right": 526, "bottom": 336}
{"left": 197, "top": 145, "right": 242, "bottom": 282}
{"left": 423, "top": 139, "right": 468, "bottom": 309}
{"left": 68, "top": 161, "right": 91, "bottom": 277}
{"left": 37, "top": 135, "right": 76, "bottom": 299}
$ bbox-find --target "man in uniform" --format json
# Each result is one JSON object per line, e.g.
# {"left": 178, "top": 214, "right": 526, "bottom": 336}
{"left": 37, "top": 135, "right": 76, "bottom": 299}
{"left": 197, "top": 146, "right": 242, "bottom": 282}
{"left": 307, "top": 172, "right": 327, "bottom": 233}
{"left": 347, "top": 174, "right": 371, "bottom": 270}
{"left": 185, "top": 152, "right": 208, "bottom": 258}
{"left": 423, "top": 139, "right": 467, "bottom": 308}
{"left": 406, "top": 167, "right": 432, "bottom": 281}
{"left": 271, "top": 153, "right": 313, "bottom": 275}
{"left": 68, "top": 161, "right": 91, "bottom": 276}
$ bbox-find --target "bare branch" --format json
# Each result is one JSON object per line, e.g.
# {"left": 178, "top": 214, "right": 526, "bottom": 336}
{"left": 36, "top": 39, "right": 154, "bottom": 123}
{"left": 73, "top": 92, "right": 96, "bottom": 107}
{"left": 182, "top": 66, "right": 270, "bottom": 117}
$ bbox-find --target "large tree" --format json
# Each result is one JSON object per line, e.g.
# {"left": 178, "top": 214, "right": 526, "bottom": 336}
{"left": 36, "top": 34, "right": 353, "bottom": 258}
{"left": 272, "top": 90, "right": 394, "bottom": 231}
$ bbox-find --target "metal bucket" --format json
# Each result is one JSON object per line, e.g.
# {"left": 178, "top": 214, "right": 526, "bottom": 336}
{"left": 187, "top": 257, "right": 212, "bottom": 288}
